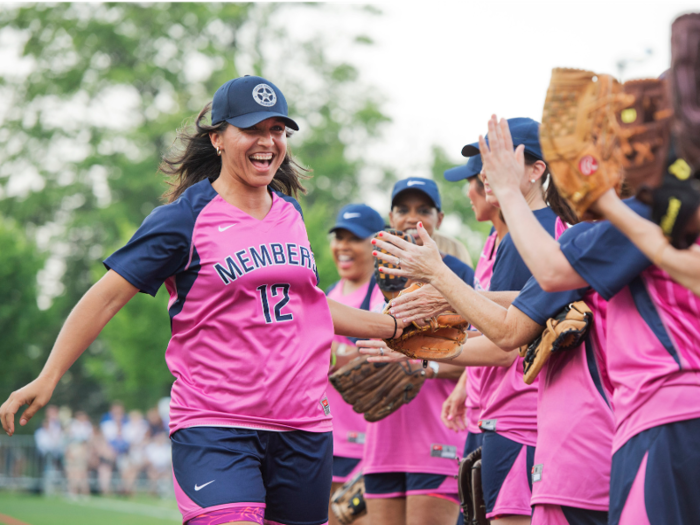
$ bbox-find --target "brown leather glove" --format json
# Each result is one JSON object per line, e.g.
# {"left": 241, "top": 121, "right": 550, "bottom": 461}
{"left": 330, "top": 472, "right": 367, "bottom": 525}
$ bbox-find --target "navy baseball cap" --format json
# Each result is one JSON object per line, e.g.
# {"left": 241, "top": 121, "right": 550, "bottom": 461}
{"left": 444, "top": 155, "right": 483, "bottom": 182}
{"left": 329, "top": 204, "right": 385, "bottom": 239}
{"left": 461, "top": 117, "right": 543, "bottom": 161}
{"left": 211, "top": 76, "right": 299, "bottom": 131}
{"left": 391, "top": 177, "right": 442, "bottom": 210}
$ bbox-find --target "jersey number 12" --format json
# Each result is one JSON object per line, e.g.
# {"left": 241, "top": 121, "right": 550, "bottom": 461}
{"left": 257, "top": 284, "right": 293, "bottom": 323}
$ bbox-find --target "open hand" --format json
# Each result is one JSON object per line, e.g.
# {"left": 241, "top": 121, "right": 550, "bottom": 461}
{"left": 357, "top": 339, "right": 409, "bottom": 363}
{"left": 0, "top": 377, "right": 56, "bottom": 436}
{"left": 388, "top": 283, "right": 450, "bottom": 323}
{"left": 441, "top": 375, "right": 468, "bottom": 432}
{"left": 372, "top": 223, "right": 445, "bottom": 283}
{"left": 479, "top": 115, "right": 526, "bottom": 198}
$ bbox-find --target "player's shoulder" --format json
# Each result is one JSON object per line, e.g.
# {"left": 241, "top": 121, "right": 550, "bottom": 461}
{"left": 271, "top": 189, "right": 304, "bottom": 219}
{"left": 146, "top": 179, "right": 217, "bottom": 228}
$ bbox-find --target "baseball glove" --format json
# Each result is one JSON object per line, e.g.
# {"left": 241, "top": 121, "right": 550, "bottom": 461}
{"left": 331, "top": 472, "right": 367, "bottom": 525}
{"left": 670, "top": 13, "right": 700, "bottom": 170}
{"left": 458, "top": 447, "right": 488, "bottom": 525}
{"left": 614, "top": 78, "right": 674, "bottom": 191}
{"left": 374, "top": 229, "right": 415, "bottom": 301}
{"left": 519, "top": 301, "right": 593, "bottom": 385}
{"left": 540, "top": 68, "right": 625, "bottom": 218}
{"left": 383, "top": 283, "right": 468, "bottom": 360}
{"left": 637, "top": 149, "right": 700, "bottom": 249}
{"left": 329, "top": 356, "right": 427, "bottom": 422}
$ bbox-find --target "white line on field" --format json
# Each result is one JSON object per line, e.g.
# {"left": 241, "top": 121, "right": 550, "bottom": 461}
{"left": 66, "top": 497, "right": 182, "bottom": 521}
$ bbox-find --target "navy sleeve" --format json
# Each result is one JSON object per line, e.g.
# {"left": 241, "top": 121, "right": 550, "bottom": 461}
{"left": 560, "top": 198, "right": 652, "bottom": 301}
{"left": 443, "top": 254, "right": 475, "bottom": 286}
{"left": 104, "top": 199, "right": 195, "bottom": 296}
{"left": 513, "top": 276, "right": 589, "bottom": 325}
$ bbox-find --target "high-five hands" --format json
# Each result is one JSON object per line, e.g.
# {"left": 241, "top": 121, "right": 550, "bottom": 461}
{"left": 478, "top": 115, "right": 526, "bottom": 198}
{"left": 371, "top": 223, "right": 445, "bottom": 283}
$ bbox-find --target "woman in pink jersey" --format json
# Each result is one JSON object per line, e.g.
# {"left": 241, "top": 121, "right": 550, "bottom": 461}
{"left": 325, "top": 203, "right": 385, "bottom": 525}
{"left": 361, "top": 177, "right": 471, "bottom": 525}
{"left": 0, "top": 76, "right": 407, "bottom": 525}
{"left": 470, "top": 116, "right": 700, "bottom": 524}
{"left": 441, "top": 155, "right": 507, "bottom": 446}
{"left": 371, "top": 118, "right": 578, "bottom": 525}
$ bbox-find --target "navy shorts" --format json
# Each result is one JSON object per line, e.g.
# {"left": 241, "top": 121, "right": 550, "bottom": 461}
{"left": 462, "top": 431, "right": 484, "bottom": 457}
{"left": 332, "top": 456, "right": 362, "bottom": 483}
{"left": 609, "top": 417, "right": 700, "bottom": 525}
{"left": 171, "top": 427, "right": 333, "bottom": 525}
{"left": 364, "top": 472, "right": 459, "bottom": 502}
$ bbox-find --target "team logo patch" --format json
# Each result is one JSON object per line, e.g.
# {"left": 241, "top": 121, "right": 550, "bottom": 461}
{"left": 532, "top": 464, "right": 543, "bottom": 483}
{"left": 347, "top": 431, "right": 365, "bottom": 444}
{"left": 252, "top": 84, "right": 276, "bottom": 107}
{"left": 430, "top": 444, "right": 457, "bottom": 459}
{"left": 668, "top": 158, "right": 692, "bottom": 181}
{"left": 578, "top": 155, "right": 599, "bottom": 176}
{"left": 478, "top": 419, "right": 497, "bottom": 431}
{"left": 320, "top": 395, "right": 331, "bottom": 416}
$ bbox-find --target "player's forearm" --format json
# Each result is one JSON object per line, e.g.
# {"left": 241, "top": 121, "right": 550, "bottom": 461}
{"left": 434, "top": 362, "right": 466, "bottom": 379}
{"left": 39, "top": 271, "right": 138, "bottom": 386}
{"left": 434, "top": 336, "right": 519, "bottom": 367}
{"left": 328, "top": 298, "right": 396, "bottom": 340}
{"left": 479, "top": 290, "right": 518, "bottom": 308}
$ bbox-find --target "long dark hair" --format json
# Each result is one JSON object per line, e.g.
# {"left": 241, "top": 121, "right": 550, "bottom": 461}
{"left": 160, "top": 103, "right": 309, "bottom": 203}
{"left": 524, "top": 153, "right": 579, "bottom": 225}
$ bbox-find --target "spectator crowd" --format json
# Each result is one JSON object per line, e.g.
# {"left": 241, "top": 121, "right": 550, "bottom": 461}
{"left": 33, "top": 399, "right": 172, "bottom": 497}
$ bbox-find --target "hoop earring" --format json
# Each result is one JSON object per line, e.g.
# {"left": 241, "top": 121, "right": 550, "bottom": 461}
{"left": 216, "top": 147, "right": 222, "bottom": 156}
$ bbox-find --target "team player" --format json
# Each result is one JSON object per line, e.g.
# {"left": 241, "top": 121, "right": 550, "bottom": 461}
{"left": 361, "top": 178, "right": 471, "bottom": 525}
{"left": 441, "top": 155, "right": 508, "bottom": 460}
{"left": 477, "top": 116, "right": 700, "bottom": 524}
{"left": 0, "top": 76, "right": 405, "bottom": 525}
{"left": 373, "top": 118, "right": 578, "bottom": 525}
{"left": 325, "top": 203, "right": 386, "bottom": 525}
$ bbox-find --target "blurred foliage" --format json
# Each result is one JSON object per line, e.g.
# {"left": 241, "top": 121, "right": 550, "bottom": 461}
{"left": 0, "top": 3, "right": 397, "bottom": 425}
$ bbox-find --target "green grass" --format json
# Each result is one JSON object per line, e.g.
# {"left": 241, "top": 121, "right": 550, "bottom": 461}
{"left": 0, "top": 493, "right": 181, "bottom": 525}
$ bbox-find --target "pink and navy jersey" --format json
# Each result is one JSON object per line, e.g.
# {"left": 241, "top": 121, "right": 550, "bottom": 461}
{"left": 561, "top": 197, "right": 700, "bottom": 453}
{"left": 104, "top": 180, "right": 335, "bottom": 435}
{"left": 363, "top": 255, "right": 473, "bottom": 476}
{"left": 465, "top": 229, "right": 500, "bottom": 434}
{"left": 513, "top": 222, "right": 615, "bottom": 510}
{"left": 326, "top": 278, "right": 385, "bottom": 459}
{"left": 478, "top": 207, "right": 560, "bottom": 446}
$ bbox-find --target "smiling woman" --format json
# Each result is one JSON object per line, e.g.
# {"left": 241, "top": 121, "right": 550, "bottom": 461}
{"left": 0, "top": 75, "right": 407, "bottom": 525}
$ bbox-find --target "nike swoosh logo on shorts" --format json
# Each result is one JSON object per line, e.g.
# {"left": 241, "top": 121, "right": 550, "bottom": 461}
{"left": 218, "top": 224, "right": 235, "bottom": 232}
{"left": 194, "top": 480, "right": 215, "bottom": 491}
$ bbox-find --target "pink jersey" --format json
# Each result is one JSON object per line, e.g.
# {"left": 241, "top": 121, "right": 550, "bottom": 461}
{"left": 560, "top": 199, "right": 700, "bottom": 454}
{"left": 477, "top": 207, "right": 562, "bottom": 446}
{"left": 465, "top": 229, "right": 499, "bottom": 434}
{"left": 362, "top": 376, "right": 467, "bottom": 476}
{"left": 104, "top": 180, "right": 334, "bottom": 435}
{"left": 327, "top": 279, "right": 385, "bottom": 459}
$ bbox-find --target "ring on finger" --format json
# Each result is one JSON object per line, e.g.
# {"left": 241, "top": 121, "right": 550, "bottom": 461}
{"left": 396, "top": 257, "right": 401, "bottom": 267}
{"left": 380, "top": 348, "right": 384, "bottom": 356}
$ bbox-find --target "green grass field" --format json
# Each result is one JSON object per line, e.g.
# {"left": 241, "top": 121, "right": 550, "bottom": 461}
{"left": 0, "top": 492, "right": 181, "bottom": 525}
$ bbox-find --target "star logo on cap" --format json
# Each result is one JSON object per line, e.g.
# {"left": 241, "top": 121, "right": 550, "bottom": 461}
{"left": 253, "top": 84, "right": 277, "bottom": 107}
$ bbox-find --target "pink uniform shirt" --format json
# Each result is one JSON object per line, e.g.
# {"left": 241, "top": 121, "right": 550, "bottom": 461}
{"left": 478, "top": 208, "right": 562, "bottom": 447}
{"left": 561, "top": 198, "right": 700, "bottom": 453}
{"left": 514, "top": 239, "right": 615, "bottom": 511}
{"left": 327, "top": 280, "right": 385, "bottom": 459}
{"left": 105, "top": 180, "right": 335, "bottom": 435}
{"left": 465, "top": 229, "right": 499, "bottom": 434}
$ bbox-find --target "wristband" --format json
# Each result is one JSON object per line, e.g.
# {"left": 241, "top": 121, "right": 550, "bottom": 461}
{"left": 388, "top": 314, "right": 398, "bottom": 339}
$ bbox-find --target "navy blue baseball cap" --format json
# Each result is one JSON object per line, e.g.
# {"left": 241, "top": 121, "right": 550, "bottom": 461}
{"left": 211, "top": 76, "right": 299, "bottom": 131}
{"left": 461, "top": 117, "right": 543, "bottom": 161}
{"left": 444, "top": 155, "right": 483, "bottom": 182}
{"left": 391, "top": 177, "right": 442, "bottom": 210}
{"left": 329, "top": 204, "right": 385, "bottom": 239}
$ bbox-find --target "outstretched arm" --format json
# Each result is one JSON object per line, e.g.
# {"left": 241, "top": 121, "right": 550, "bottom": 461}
{"left": 478, "top": 116, "right": 587, "bottom": 291}
{"left": 0, "top": 270, "right": 139, "bottom": 435}
{"left": 328, "top": 298, "right": 403, "bottom": 340}
{"left": 595, "top": 188, "right": 700, "bottom": 296}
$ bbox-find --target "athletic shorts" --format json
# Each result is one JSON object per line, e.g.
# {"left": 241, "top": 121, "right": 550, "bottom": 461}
{"left": 364, "top": 472, "right": 459, "bottom": 503}
{"left": 609, "top": 417, "right": 700, "bottom": 525}
{"left": 481, "top": 431, "right": 535, "bottom": 519}
{"left": 332, "top": 456, "right": 362, "bottom": 484}
{"left": 532, "top": 504, "right": 607, "bottom": 525}
{"left": 171, "top": 427, "right": 333, "bottom": 525}
{"left": 462, "top": 431, "right": 483, "bottom": 457}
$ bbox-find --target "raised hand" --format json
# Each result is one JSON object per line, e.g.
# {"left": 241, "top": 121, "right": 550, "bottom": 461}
{"left": 371, "top": 222, "right": 445, "bottom": 283}
{"left": 479, "top": 115, "right": 526, "bottom": 197}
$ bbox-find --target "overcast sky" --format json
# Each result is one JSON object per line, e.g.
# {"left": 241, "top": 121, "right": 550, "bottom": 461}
{"left": 295, "top": 1, "right": 698, "bottom": 180}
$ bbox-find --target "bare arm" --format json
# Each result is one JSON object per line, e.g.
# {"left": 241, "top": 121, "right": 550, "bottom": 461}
{"left": 0, "top": 270, "right": 139, "bottom": 435}
{"left": 327, "top": 298, "right": 402, "bottom": 340}
{"left": 477, "top": 117, "right": 588, "bottom": 292}
{"left": 595, "top": 189, "right": 700, "bottom": 297}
